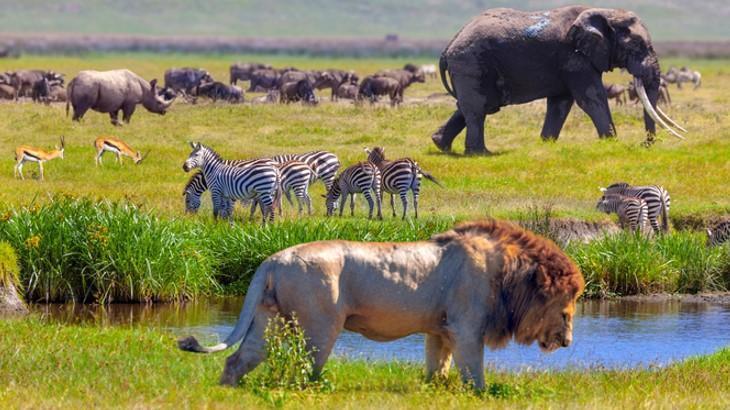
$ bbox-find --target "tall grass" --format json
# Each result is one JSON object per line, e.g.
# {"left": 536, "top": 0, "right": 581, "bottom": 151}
{"left": 0, "top": 196, "right": 727, "bottom": 302}
{"left": 0, "top": 240, "right": 20, "bottom": 288}
{"left": 570, "top": 231, "right": 730, "bottom": 297}
{"left": 0, "top": 196, "right": 218, "bottom": 303}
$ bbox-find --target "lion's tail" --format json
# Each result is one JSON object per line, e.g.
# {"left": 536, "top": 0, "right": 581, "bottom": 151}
{"left": 178, "top": 262, "right": 270, "bottom": 353}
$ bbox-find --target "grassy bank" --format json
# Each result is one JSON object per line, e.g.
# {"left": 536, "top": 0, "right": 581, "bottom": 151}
{"left": 0, "top": 55, "right": 728, "bottom": 222}
{"left": 0, "top": 319, "right": 728, "bottom": 408}
{"left": 0, "top": 197, "right": 727, "bottom": 302}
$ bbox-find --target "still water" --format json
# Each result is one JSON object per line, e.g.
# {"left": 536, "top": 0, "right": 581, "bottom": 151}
{"left": 31, "top": 298, "right": 730, "bottom": 370}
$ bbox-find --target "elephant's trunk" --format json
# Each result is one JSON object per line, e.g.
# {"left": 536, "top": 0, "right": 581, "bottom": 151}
{"left": 628, "top": 54, "right": 686, "bottom": 140}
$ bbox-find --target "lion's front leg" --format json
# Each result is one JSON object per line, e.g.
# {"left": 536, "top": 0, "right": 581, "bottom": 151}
{"left": 451, "top": 330, "right": 485, "bottom": 390}
{"left": 425, "top": 334, "right": 452, "bottom": 381}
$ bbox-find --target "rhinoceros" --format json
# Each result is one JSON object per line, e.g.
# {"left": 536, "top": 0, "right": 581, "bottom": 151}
{"left": 66, "top": 69, "right": 175, "bottom": 125}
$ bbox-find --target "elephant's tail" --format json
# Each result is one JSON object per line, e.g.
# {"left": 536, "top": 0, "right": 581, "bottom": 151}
{"left": 177, "top": 261, "right": 271, "bottom": 353}
{"left": 439, "top": 54, "right": 456, "bottom": 99}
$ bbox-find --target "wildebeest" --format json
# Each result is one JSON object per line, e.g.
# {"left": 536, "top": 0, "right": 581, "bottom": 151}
{"left": 663, "top": 66, "right": 701, "bottom": 90}
{"left": 604, "top": 83, "right": 627, "bottom": 105}
{"left": 280, "top": 79, "right": 317, "bottom": 105}
{"left": 628, "top": 79, "right": 671, "bottom": 106}
{"left": 374, "top": 69, "right": 425, "bottom": 102}
{"left": 248, "top": 69, "right": 280, "bottom": 92}
{"left": 0, "top": 84, "right": 14, "bottom": 99}
{"left": 6, "top": 70, "right": 64, "bottom": 100}
{"left": 358, "top": 76, "right": 402, "bottom": 106}
{"left": 313, "top": 69, "right": 356, "bottom": 101}
{"left": 164, "top": 67, "right": 213, "bottom": 97}
{"left": 197, "top": 81, "right": 244, "bottom": 103}
{"left": 67, "top": 69, "right": 175, "bottom": 125}
{"left": 336, "top": 83, "right": 358, "bottom": 100}
{"left": 279, "top": 70, "right": 318, "bottom": 87}
{"left": 251, "top": 90, "right": 280, "bottom": 104}
{"left": 229, "top": 62, "right": 272, "bottom": 85}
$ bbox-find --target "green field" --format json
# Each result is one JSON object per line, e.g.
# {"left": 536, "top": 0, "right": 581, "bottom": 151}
{"left": 0, "top": 0, "right": 727, "bottom": 40}
{"left": 0, "top": 54, "right": 728, "bottom": 222}
{"left": 0, "top": 319, "right": 728, "bottom": 409}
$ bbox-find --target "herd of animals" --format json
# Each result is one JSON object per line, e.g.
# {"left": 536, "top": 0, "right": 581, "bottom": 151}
{"left": 0, "top": 62, "right": 437, "bottom": 122}
{"left": 603, "top": 66, "right": 702, "bottom": 107}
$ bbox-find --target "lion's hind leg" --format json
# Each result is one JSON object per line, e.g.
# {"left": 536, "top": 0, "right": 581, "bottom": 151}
{"left": 425, "top": 334, "right": 452, "bottom": 381}
{"left": 220, "top": 308, "right": 274, "bottom": 386}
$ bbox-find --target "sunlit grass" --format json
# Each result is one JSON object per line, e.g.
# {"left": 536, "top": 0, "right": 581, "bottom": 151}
{"left": 0, "top": 54, "right": 727, "bottom": 222}
{"left": 0, "top": 319, "right": 728, "bottom": 409}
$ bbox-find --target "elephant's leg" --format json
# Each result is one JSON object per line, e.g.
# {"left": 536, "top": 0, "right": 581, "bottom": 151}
{"left": 425, "top": 334, "right": 452, "bottom": 381}
{"left": 569, "top": 76, "right": 616, "bottom": 138}
{"left": 451, "top": 332, "right": 485, "bottom": 390}
{"left": 220, "top": 308, "right": 273, "bottom": 386}
{"left": 431, "top": 109, "right": 465, "bottom": 153}
{"left": 540, "top": 95, "right": 574, "bottom": 141}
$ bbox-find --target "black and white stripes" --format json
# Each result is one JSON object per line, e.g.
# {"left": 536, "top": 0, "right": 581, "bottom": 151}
{"left": 601, "top": 182, "right": 670, "bottom": 233}
{"left": 596, "top": 194, "right": 648, "bottom": 232}
{"left": 365, "top": 146, "right": 441, "bottom": 219}
{"left": 278, "top": 160, "right": 317, "bottom": 215}
{"left": 183, "top": 143, "right": 280, "bottom": 223}
{"left": 707, "top": 221, "right": 730, "bottom": 247}
{"left": 325, "top": 161, "right": 382, "bottom": 219}
{"left": 270, "top": 150, "right": 340, "bottom": 190}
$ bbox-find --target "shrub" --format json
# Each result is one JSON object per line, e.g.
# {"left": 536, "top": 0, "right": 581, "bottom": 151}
{"left": 0, "top": 241, "right": 20, "bottom": 288}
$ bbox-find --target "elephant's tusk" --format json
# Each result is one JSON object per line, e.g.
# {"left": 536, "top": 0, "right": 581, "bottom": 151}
{"left": 655, "top": 104, "right": 687, "bottom": 133}
{"left": 636, "top": 79, "right": 685, "bottom": 140}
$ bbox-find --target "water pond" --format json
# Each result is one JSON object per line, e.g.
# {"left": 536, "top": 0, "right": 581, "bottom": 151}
{"left": 30, "top": 298, "right": 730, "bottom": 371}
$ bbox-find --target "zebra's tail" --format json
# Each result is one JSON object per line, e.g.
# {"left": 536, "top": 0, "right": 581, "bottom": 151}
{"left": 660, "top": 197, "right": 669, "bottom": 233}
{"left": 414, "top": 162, "right": 443, "bottom": 188}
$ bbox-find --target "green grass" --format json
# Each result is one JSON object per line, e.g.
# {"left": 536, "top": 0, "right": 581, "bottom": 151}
{"left": 0, "top": 196, "right": 727, "bottom": 302}
{"left": 0, "top": 240, "right": 19, "bottom": 288}
{"left": 0, "top": 319, "right": 728, "bottom": 408}
{"left": 0, "top": 54, "right": 729, "bottom": 224}
{"left": 0, "top": 0, "right": 727, "bottom": 40}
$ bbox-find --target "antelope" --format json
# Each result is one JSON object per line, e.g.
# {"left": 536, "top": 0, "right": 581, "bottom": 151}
{"left": 14, "top": 136, "right": 65, "bottom": 180}
{"left": 94, "top": 136, "right": 148, "bottom": 166}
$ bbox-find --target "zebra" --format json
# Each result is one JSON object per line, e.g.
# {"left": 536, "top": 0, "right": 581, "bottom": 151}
{"left": 600, "top": 182, "right": 670, "bottom": 233}
{"left": 183, "top": 158, "right": 279, "bottom": 220}
{"left": 277, "top": 160, "right": 317, "bottom": 215}
{"left": 707, "top": 221, "right": 730, "bottom": 247}
{"left": 596, "top": 194, "right": 648, "bottom": 232}
{"left": 269, "top": 150, "right": 340, "bottom": 190}
{"left": 325, "top": 161, "right": 383, "bottom": 219}
{"left": 364, "top": 146, "right": 442, "bottom": 219}
{"left": 182, "top": 143, "right": 280, "bottom": 223}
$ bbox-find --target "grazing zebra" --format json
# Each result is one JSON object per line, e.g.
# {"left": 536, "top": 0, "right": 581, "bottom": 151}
{"left": 600, "top": 182, "right": 670, "bottom": 233}
{"left": 325, "top": 162, "right": 382, "bottom": 219}
{"left": 364, "top": 147, "right": 442, "bottom": 219}
{"left": 278, "top": 160, "right": 317, "bottom": 215}
{"left": 270, "top": 150, "right": 340, "bottom": 190}
{"left": 707, "top": 221, "right": 730, "bottom": 247}
{"left": 596, "top": 194, "right": 648, "bottom": 232}
{"left": 183, "top": 158, "right": 277, "bottom": 219}
{"left": 182, "top": 143, "right": 280, "bottom": 223}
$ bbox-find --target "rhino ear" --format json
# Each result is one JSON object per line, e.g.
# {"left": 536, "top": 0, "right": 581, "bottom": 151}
{"left": 150, "top": 79, "right": 158, "bottom": 91}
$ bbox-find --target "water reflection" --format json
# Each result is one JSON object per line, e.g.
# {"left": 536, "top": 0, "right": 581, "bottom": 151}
{"left": 28, "top": 298, "right": 730, "bottom": 371}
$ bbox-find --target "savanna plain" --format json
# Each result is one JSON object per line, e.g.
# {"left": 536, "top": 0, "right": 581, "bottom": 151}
{"left": 1, "top": 54, "right": 729, "bottom": 408}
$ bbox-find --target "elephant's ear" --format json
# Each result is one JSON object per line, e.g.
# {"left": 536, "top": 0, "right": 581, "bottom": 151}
{"left": 569, "top": 10, "right": 614, "bottom": 73}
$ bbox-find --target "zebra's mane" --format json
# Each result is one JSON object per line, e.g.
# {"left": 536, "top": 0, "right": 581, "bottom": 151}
{"left": 607, "top": 182, "right": 631, "bottom": 189}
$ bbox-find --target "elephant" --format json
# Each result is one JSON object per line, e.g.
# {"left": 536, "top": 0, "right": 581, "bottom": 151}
{"left": 431, "top": 6, "right": 686, "bottom": 155}
{"left": 66, "top": 69, "right": 176, "bottom": 126}
{"left": 229, "top": 62, "right": 271, "bottom": 85}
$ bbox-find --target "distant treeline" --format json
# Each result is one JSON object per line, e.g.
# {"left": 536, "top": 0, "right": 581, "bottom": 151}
{"left": 3, "top": 34, "right": 730, "bottom": 58}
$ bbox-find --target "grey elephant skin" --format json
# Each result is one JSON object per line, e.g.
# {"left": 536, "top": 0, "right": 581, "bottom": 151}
{"left": 66, "top": 69, "right": 175, "bottom": 125}
{"left": 433, "top": 6, "right": 675, "bottom": 154}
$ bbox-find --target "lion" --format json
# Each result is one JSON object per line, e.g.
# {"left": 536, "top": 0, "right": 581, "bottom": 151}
{"left": 178, "top": 220, "right": 584, "bottom": 390}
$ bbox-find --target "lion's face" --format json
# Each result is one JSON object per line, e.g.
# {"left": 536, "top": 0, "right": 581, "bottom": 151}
{"left": 515, "top": 293, "right": 578, "bottom": 353}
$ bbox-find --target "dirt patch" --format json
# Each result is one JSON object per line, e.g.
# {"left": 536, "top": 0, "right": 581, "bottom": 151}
{"left": 0, "top": 284, "right": 28, "bottom": 315}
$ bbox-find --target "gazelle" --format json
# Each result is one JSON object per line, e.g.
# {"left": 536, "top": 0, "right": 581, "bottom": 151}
{"left": 94, "top": 136, "right": 148, "bottom": 166}
{"left": 14, "top": 136, "right": 65, "bottom": 180}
